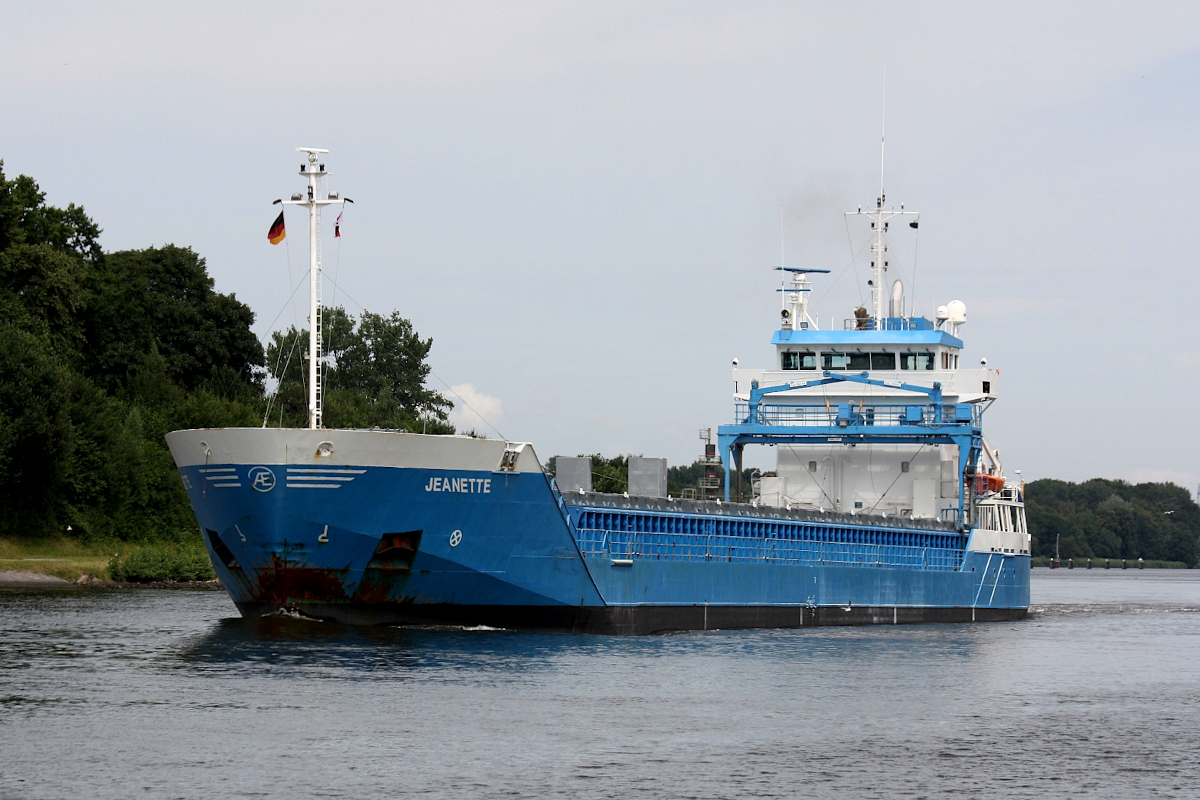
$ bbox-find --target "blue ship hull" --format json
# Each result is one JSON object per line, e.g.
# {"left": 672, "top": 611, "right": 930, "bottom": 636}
{"left": 168, "top": 430, "right": 1028, "bottom": 634}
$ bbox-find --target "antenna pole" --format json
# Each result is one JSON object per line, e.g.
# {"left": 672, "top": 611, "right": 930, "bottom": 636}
{"left": 846, "top": 90, "right": 919, "bottom": 329}
{"left": 780, "top": 204, "right": 785, "bottom": 312}
{"left": 880, "top": 75, "right": 886, "bottom": 216}
{"left": 876, "top": 80, "right": 887, "bottom": 324}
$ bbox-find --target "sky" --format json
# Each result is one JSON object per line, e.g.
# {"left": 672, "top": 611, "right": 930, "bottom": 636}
{"left": 4, "top": 1, "right": 1199, "bottom": 491}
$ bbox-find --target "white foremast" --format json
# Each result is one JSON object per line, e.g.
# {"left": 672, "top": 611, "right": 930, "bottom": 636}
{"left": 278, "top": 147, "right": 343, "bottom": 430}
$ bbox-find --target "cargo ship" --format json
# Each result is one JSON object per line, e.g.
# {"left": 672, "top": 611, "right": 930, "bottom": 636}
{"left": 166, "top": 147, "right": 1030, "bottom": 633}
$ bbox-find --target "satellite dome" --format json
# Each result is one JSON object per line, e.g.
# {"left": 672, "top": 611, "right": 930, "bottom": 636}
{"left": 945, "top": 300, "right": 967, "bottom": 324}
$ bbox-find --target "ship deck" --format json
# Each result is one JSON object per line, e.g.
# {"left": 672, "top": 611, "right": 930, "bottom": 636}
{"left": 561, "top": 491, "right": 959, "bottom": 532}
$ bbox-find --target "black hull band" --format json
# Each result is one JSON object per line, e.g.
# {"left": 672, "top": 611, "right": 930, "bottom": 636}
{"left": 236, "top": 601, "right": 1027, "bottom": 635}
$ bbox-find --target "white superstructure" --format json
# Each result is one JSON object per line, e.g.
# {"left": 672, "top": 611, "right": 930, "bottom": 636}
{"left": 720, "top": 178, "right": 1027, "bottom": 556}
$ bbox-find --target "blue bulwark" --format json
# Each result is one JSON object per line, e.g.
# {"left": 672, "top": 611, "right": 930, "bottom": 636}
{"left": 771, "top": 326, "right": 964, "bottom": 349}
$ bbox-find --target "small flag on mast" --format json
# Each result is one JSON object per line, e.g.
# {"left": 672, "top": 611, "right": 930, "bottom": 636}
{"left": 267, "top": 211, "right": 286, "bottom": 245}
{"left": 335, "top": 210, "right": 342, "bottom": 238}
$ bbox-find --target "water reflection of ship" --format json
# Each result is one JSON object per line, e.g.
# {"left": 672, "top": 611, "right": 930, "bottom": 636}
{"left": 179, "top": 615, "right": 602, "bottom": 674}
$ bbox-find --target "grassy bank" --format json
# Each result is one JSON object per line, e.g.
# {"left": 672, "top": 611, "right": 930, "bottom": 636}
{"left": 1031, "top": 556, "right": 1191, "bottom": 569}
{"left": 0, "top": 536, "right": 215, "bottom": 583}
{"left": 0, "top": 536, "right": 116, "bottom": 581}
{"left": 108, "top": 543, "right": 215, "bottom": 583}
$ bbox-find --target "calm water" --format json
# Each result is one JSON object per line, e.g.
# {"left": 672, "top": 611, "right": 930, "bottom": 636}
{"left": 1, "top": 570, "right": 1198, "bottom": 799}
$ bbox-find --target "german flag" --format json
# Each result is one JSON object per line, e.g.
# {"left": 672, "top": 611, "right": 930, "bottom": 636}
{"left": 267, "top": 211, "right": 286, "bottom": 245}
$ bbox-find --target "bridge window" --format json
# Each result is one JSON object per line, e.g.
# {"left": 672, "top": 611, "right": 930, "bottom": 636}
{"left": 821, "top": 352, "right": 869, "bottom": 370}
{"left": 900, "top": 352, "right": 934, "bottom": 370}
{"left": 870, "top": 352, "right": 896, "bottom": 370}
{"left": 781, "top": 351, "right": 816, "bottom": 370}
{"left": 939, "top": 351, "right": 962, "bottom": 369}
{"left": 821, "top": 353, "right": 848, "bottom": 370}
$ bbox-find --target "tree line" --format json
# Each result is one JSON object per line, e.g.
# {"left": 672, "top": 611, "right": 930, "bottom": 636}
{"left": 1025, "top": 478, "right": 1199, "bottom": 565}
{"left": 0, "top": 161, "right": 449, "bottom": 543}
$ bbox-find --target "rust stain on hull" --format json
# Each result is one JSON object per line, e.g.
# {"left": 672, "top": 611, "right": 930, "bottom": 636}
{"left": 251, "top": 564, "right": 418, "bottom": 608}
{"left": 245, "top": 529, "right": 424, "bottom": 611}
{"left": 257, "top": 558, "right": 352, "bottom": 605}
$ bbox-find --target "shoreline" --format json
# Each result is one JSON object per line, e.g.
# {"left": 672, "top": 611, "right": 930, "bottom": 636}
{"left": 0, "top": 570, "right": 222, "bottom": 590}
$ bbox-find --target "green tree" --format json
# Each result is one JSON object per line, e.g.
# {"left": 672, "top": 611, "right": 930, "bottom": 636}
{"left": 0, "top": 162, "right": 102, "bottom": 261}
{"left": 1026, "top": 477, "right": 1200, "bottom": 564}
{"left": 266, "top": 305, "right": 452, "bottom": 432}
{"left": 0, "top": 326, "right": 76, "bottom": 536}
{"left": 543, "top": 455, "right": 628, "bottom": 493}
{"left": 0, "top": 243, "right": 91, "bottom": 358}
{"left": 94, "top": 245, "right": 264, "bottom": 397}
